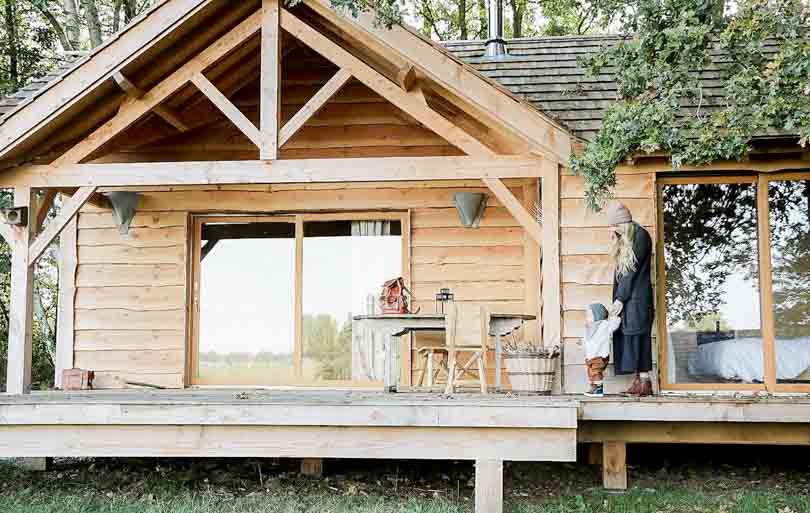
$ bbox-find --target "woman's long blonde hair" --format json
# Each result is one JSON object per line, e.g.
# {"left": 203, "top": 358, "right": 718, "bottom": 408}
{"left": 610, "top": 222, "right": 638, "bottom": 277}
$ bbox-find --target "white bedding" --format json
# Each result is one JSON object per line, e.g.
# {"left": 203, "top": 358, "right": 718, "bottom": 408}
{"left": 688, "top": 337, "right": 810, "bottom": 382}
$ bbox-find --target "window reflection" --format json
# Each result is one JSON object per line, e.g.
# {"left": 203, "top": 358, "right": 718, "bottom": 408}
{"left": 769, "top": 178, "right": 810, "bottom": 384}
{"left": 661, "top": 182, "right": 763, "bottom": 384}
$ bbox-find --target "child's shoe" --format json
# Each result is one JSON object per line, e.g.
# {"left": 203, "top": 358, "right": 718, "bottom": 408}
{"left": 584, "top": 383, "right": 604, "bottom": 398}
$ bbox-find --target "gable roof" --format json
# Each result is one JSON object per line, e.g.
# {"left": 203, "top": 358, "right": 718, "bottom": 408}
{"left": 0, "top": 0, "right": 576, "bottom": 166}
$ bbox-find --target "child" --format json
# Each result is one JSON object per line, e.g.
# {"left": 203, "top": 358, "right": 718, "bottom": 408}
{"left": 584, "top": 303, "right": 621, "bottom": 398}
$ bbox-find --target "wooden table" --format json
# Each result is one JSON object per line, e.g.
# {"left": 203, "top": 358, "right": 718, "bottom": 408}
{"left": 353, "top": 313, "right": 536, "bottom": 392}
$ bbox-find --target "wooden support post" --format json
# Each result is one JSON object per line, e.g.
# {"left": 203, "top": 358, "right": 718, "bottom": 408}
{"left": 54, "top": 217, "right": 77, "bottom": 389}
{"left": 587, "top": 443, "right": 603, "bottom": 465}
{"left": 300, "top": 458, "right": 323, "bottom": 477}
{"left": 260, "top": 0, "right": 281, "bottom": 159}
{"left": 475, "top": 459, "right": 503, "bottom": 513}
{"left": 541, "top": 162, "right": 561, "bottom": 349}
{"left": 6, "top": 186, "right": 35, "bottom": 394}
{"left": 602, "top": 441, "right": 627, "bottom": 491}
{"left": 17, "top": 457, "right": 51, "bottom": 471}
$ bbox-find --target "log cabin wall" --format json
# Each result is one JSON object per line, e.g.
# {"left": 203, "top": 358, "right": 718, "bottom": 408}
{"left": 559, "top": 166, "right": 657, "bottom": 394}
{"left": 71, "top": 180, "right": 538, "bottom": 389}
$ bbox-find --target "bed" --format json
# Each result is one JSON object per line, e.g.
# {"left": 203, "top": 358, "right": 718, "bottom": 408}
{"left": 687, "top": 337, "right": 810, "bottom": 383}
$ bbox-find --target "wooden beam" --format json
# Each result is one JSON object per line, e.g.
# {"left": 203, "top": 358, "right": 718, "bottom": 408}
{"left": 0, "top": 424, "right": 576, "bottom": 461}
{"left": 579, "top": 421, "right": 810, "bottom": 445}
{"left": 279, "top": 9, "right": 494, "bottom": 157}
{"left": 0, "top": 0, "right": 220, "bottom": 159}
{"left": 541, "top": 162, "right": 561, "bottom": 348}
{"left": 35, "top": 190, "right": 58, "bottom": 233}
{"left": 260, "top": 0, "right": 282, "bottom": 159}
{"left": 3, "top": 156, "right": 548, "bottom": 188}
{"left": 52, "top": 10, "right": 262, "bottom": 165}
{"left": 113, "top": 72, "right": 145, "bottom": 99}
{"left": 28, "top": 186, "right": 97, "bottom": 264}
{"left": 279, "top": 68, "right": 352, "bottom": 147}
{"left": 483, "top": 177, "right": 542, "bottom": 245}
{"left": 54, "top": 217, "right": 77, "bottom": 389}
{"left": 302, "top": 0, "right": 572, "bottom": 160}
{"left": 191, "top": 73, "right": 263, "bottom": 150}
{"left": 602, "top": 442, "right": 627, "bottom": 491}
{"left": 6, "top": 187, "right": 35, "bottom": 394}
{"left": 475, "top": 459, "right": 503, "bottom": 513}
{"left": 396, "top": 65, "right": 416, "bottom": 91}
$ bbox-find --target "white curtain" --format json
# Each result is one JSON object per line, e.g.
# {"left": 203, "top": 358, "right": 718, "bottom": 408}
{"left": 351, "top": 220, "right": 392, "bottom": 236}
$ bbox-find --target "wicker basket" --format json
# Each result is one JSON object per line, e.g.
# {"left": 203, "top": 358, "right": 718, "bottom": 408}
{"left": 503, "top": 353, "right": 558, "bottom": 394}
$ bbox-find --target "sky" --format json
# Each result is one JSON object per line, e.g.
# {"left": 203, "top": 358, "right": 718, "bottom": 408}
{"left": 198, "top": 234, "right": 401, "bottom": 356}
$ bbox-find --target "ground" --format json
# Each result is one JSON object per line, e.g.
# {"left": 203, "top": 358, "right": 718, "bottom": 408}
{"left": 1, "top": 445, "right": 809, "bottom": 512}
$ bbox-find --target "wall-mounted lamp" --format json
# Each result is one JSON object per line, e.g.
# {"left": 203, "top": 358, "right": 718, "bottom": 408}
{"left": 0, "top": 207, "right": 28, "bottom": 227}
{"left": 453, "top": 192, "right": 487, "bottom": 228}
{"left": 103, "top": 192, "right": 141, "bottom": 236}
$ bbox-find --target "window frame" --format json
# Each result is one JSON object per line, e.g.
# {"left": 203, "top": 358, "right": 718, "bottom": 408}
{"left": 656, "top": 175, "right": 768, "bottom": 391}
{"left": 187, "top": 211, "right": 411, "bottom": 388}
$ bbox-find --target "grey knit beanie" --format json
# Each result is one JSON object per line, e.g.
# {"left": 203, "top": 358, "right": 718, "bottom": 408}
{"left": 606, "top": 201, "right": 632, "bottom": 225}
{"left": 589, "top": 303, "right": 608, "bottom": 322}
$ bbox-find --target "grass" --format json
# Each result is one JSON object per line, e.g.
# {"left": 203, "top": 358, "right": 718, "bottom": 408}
{"left": 1, "top": 453, "right": 809, "bottom": 513}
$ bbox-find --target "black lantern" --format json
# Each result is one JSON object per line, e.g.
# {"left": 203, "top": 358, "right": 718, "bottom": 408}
{"left": 435, "top": 288, "right": 454, "bottom": 314}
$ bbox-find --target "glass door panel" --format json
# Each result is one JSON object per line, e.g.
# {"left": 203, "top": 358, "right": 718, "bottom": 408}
{"left": 768, "top": 177, "right": 810, "bottom": 385}
{"left": 196, "top": 218, "right": 296, "bottom": 385}
{"left": 660, "top": 181, "right": 764, "bottom": 386}
{"left": 301, "top": 219, "right": 402, "bottom": 386}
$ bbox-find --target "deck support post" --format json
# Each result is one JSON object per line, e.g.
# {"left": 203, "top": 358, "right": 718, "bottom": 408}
{"left": 475, "top": 459, "right": 503, "bottom": 513}
{"left": 587, "top": 443, "right": 602, "bottom": 465}
{"left": 6, "top": 186, "right": 35, "bottom": 395}
{"left": 602, "top": 441, "right": 627, "bottom": 491}
{"left": 300, "top": 458, "right": 323, "bottom": 477}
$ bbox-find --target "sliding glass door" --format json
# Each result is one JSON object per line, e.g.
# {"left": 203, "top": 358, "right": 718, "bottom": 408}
{"left": 658, "top": 171, "right": 810, "bottom": 392}
{"left": 190, "top": 212, "right": 408, "bottom": 388}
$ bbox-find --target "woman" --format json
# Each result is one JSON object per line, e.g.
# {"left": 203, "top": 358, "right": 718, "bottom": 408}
{"left": 607, "top": 202, "right": 654, "bottom": 396}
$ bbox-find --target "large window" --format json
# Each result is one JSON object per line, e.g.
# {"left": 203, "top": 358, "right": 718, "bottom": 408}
{"left": 659, "top": 172, "right": 810, "bottom": 391}
{"left": 190, "top": 213, "right": 407, "bottom": 387}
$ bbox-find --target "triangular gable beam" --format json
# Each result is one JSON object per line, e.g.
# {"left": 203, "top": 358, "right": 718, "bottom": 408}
{"left": 53, "top": 10, "right": 262, "bottom": 165}
{"left": 303, "top": 0, "right": 571, "bottom": 160}
{"left": 280, "top": 9, "right": 493, "bottom": 157}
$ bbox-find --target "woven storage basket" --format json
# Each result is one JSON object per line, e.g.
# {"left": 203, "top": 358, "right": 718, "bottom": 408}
{"left": 503, "top": 353, "right": 557, "bottom": 394}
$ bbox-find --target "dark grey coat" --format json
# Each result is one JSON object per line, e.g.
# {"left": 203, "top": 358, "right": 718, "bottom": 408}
{"left": 612, "top": 222, "right": 654, "bottom": 336}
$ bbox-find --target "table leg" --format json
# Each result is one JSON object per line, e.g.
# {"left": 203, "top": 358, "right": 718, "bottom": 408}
{"left": 495, "top": 332, "right": 502, "bottom": 392}
{"left": 384, "top": 333, "right": 394, "bottom": 393}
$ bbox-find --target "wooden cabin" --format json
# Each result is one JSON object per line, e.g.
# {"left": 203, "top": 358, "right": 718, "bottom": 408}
{"left": 1, "top": 1, "right": 809, "bottom": 511}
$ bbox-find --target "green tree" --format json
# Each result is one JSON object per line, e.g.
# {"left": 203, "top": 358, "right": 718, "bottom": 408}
{"left": 570, "top": 0, "right": 810, "bottom": 211}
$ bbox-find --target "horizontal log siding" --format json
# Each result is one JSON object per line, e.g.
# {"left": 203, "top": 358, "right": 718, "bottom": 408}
{"left": 75, "top": 180, "right": 538, "bottom": 389}
{"left": 74, "top": 211, "right": 188, "bottom": 389}
{"left": 558, "top": 170, "right": 658, "bottom": 394}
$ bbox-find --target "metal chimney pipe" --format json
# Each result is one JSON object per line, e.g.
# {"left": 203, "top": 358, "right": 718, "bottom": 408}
{"left": 485, "top": 0, "right": 508, "bottom": 58}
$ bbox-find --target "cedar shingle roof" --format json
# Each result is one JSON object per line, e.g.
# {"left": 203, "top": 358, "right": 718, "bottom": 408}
{"left": 444, "top": 36, "right": 624, "bottom": 140}
{"left": 0, "top": 33, "right": 789, "bottom": 142}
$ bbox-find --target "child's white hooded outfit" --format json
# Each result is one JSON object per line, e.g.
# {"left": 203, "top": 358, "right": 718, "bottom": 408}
{"left": 584, "top": 317, "right": 621, "bottom": 361}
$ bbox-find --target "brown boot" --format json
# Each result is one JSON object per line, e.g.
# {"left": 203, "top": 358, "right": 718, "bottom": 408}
{"left": 637, "top": 379, "right": 653, "bottom": 397}
{"left": 623, "top": 375, "right": 642, "bottom": 396}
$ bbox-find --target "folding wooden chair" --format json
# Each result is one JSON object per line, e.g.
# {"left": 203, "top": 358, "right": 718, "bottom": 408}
{"left": 444, "top": 303, "right": 491, "bottom": 394}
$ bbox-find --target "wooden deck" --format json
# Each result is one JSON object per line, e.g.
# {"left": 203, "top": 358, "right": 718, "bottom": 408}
{"left": 3, "top": 390, "right": 810, "bottom": 500}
